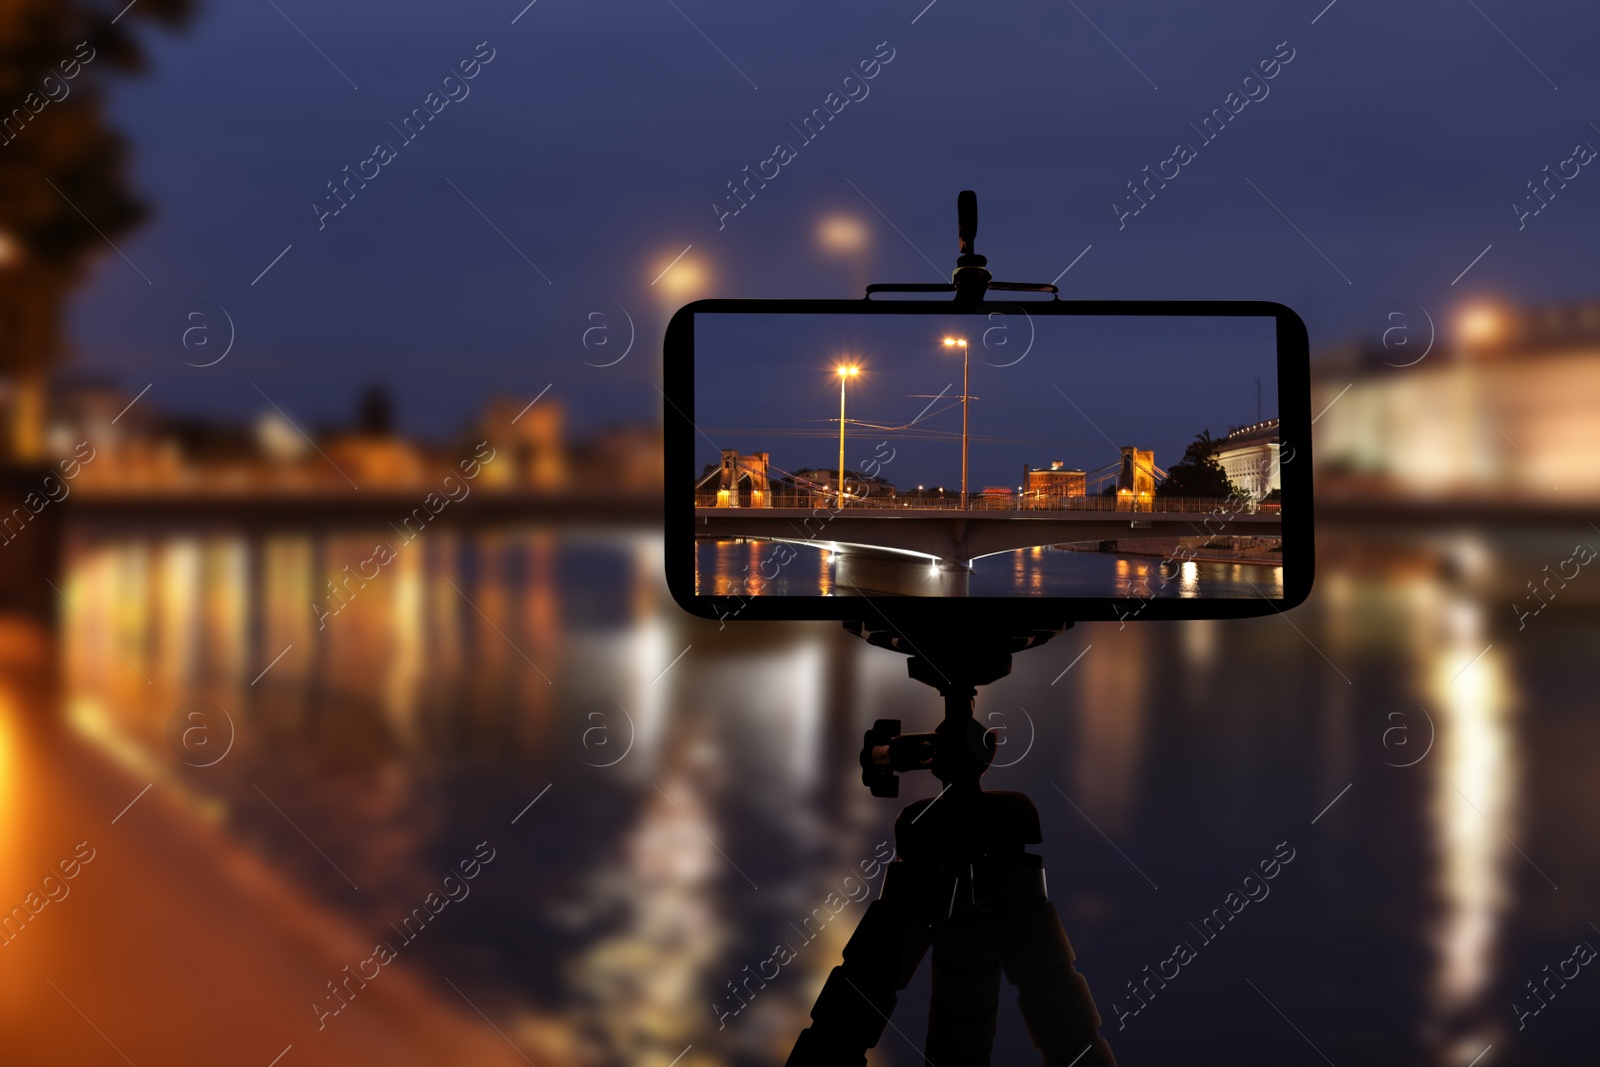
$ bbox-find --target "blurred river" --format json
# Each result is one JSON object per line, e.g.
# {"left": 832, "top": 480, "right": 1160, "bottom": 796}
{"left": 35, "top": 514, "right": 1600, "bottom": 1067}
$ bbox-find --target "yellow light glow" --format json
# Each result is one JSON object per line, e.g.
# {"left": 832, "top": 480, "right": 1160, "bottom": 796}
{"left": 942, "top": 337, "right": 967, "bottom": 348}
{"left": 818, "top": 215, "right": 869, "bottom": 254}
{"left": 1426, "top": 594, "right": 1512, "bottom": 1030}
{"left": 1458, "top": 306, "right": 1501, "bottom": 344}
{"left": 655, "top": 252, "right": 710, "bottom": 301}
{"left": 837, "top": 365, "right": 859, "bottom": 377}
{"left": 0, "top": 683, "right": 15, "bottom": 857}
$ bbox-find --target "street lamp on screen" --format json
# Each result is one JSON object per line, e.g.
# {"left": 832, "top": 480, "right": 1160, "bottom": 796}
{"left": 836, "top": 364, "right": 859, "bottom": 510}
{"left": 942, "top": 337, "right": 970, "bottom": 510}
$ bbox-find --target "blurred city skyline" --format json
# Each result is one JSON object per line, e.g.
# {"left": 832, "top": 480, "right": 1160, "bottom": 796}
{"left": 42, "top": 0, "right": 1600, "bottom": 439}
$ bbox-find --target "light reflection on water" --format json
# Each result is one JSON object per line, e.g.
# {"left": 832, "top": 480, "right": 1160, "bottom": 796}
{"left": 1427, "top": 582, "right": 1515, "bottom": 1061}
{"left": 50, "top": 521, "right": 1591, "bottom": 1066}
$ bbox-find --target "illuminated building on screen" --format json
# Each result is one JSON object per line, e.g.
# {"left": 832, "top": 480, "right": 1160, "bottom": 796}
{"left": 1024, "top": 461, "right": 1086, "bottom": 508}
{"left": 1213, "top": 419, "right": 1280, "bottom": 499}
{"left": 699, "top": 450, "right": 771, "bottom": 507}
{"left": 1118, "top": 446, "right": 1156, "bottom": 509}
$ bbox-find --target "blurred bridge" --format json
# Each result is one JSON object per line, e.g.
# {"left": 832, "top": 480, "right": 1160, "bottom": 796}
{"left": 61, "top": 487, "right": 662, "bottom": 532}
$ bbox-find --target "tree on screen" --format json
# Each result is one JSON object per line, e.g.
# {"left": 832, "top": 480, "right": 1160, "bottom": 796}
{"left": 1157, "top": 429, "right": 1243, "bottom": 499}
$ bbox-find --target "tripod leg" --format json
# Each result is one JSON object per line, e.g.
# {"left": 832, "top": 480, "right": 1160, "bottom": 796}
{"left": 925, "top": 906, "right": 1003, "bottom": 1067}
{"left": 786, "top": 882, "right": 930, "bottom": 1067}
{"left": 993, "top": 895, "right": 1118, "bottom": 1067}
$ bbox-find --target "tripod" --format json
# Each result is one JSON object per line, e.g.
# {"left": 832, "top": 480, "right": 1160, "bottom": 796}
{"left": 785, "top": 623, "right": 1117, "bottom": 1067}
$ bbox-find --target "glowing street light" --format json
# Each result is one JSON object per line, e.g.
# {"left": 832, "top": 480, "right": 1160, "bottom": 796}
{"left": 0, "top": 231, "right": 22, "bottom": 269}
{"left": 818, "top": 214, "right": 871, "bottom": 296}
{"left": 1458, "top": 305, "right": 1502, "bottom": 347}
{"left": 836, "top": 364, "right": 860, "bottom": 509}
{"left": 653, "top": 249, "right": 710, "bottom": 304}
{"left": 943, "top": 337, "right": 970, "bottom": 510}
{"left": 819, "top": 215, "right": 869, "bottom": 254}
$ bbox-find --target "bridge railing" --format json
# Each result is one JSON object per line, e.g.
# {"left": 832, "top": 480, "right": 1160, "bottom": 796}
{"left": 693, "top": 490, "right": 1277, "bottom": 515}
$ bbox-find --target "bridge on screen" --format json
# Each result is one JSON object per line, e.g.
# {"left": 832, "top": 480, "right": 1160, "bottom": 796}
{"left": 694, "top": 505, "right": 1280, "bottom": 595}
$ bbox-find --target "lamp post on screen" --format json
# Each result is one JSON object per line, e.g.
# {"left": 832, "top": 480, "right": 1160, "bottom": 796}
{"left": 836, "top": 364, "right": 859, "bottom": 509}
{"left": 942, "top": 337, "right": 969, "bottom": 510}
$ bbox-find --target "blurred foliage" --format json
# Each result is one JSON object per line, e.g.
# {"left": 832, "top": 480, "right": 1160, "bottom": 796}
{"left": 0, "top": 0, "right": 194, "bottom": 376}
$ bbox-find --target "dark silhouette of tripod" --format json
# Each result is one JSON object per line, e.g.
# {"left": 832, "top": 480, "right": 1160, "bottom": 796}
{"left": 785, "top": 624, "right": 1117, "bottom": 1067}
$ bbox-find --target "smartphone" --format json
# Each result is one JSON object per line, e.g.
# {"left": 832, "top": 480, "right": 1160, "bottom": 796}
{"left": 663, "top": 299, "right": 1312, "bottom": 628}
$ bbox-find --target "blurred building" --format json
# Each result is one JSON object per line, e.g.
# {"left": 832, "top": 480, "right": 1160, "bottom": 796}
{"left": 480, "top": 400, "right": 567, "bottom": 489}
{"left": 323, "top": 386, "right": 429, "bottom": 488}
{"left": 575, "top": 425, "right": 665, "bottom": 494}
{"left": 19, "top": 380, "right": 664, "bottom": 502}
{"left": 1313, "top": 300, "right": 1600, "bottom": 502}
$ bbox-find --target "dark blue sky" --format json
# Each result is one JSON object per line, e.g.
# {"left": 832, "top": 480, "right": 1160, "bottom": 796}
{"left": 693, "top": 312, "right": 1277, "bottom": 489}
{"left": 67, "top": 0, "right": 1600, "bottom": 439}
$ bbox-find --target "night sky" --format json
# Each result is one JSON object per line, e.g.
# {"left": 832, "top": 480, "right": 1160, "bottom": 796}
{"left": 693, "top": 312, "right": 1278, "bottom": 490}
{"left": 64, "top": 0, "right": 1600, "bottom": 439}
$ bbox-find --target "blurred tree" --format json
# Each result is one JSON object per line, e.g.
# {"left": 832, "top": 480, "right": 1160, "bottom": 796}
{"left": 0, "top": 0, "right": 194, "bottom": 459}
{"left": 1157, "top": 429, "right": 1242, "bottom": 498}
{"left": 357, "top": 383, "right": 394, "bottom": 435}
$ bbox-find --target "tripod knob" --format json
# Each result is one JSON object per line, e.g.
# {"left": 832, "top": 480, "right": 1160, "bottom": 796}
{"left": 953, "top": 189, "right": 990, "bottom": 303}
{"left": 860, "top": 719, "right": 902, "bottom": 798}
{"left": 957, "top": 189, "right": 983, "bottom": 262}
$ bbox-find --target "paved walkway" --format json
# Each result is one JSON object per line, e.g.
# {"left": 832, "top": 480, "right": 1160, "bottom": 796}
{"left": 0, "top": 619, "right": 547, "bottom": 1067}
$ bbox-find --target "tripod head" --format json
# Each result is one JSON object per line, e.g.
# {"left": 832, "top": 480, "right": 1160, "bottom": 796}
{"left": 952, "top": 189, "right": 992, "bottom": 303}
{"left": 848, "top": 621, "right": 1068, "bottom": 797}
{"left": 864, "top": 189, "right": 1060, "bottom": 305}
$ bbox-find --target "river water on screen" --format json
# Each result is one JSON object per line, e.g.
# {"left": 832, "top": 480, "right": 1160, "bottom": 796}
{"left": 695, "top": 538, "right": 1284, "bottom": 598}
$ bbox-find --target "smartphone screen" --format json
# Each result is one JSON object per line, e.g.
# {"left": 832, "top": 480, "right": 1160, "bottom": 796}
{"left": 665, "top": 300, "right": 1311, "bottom": 624}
